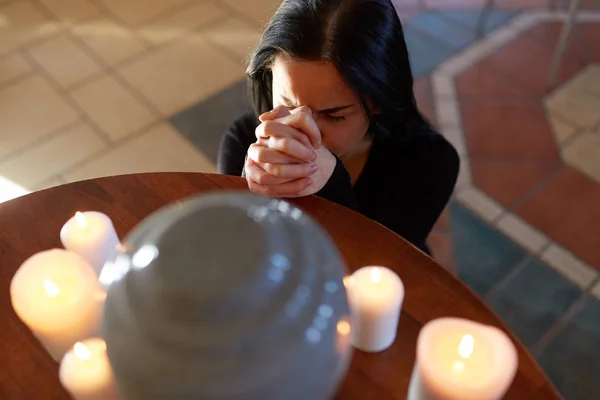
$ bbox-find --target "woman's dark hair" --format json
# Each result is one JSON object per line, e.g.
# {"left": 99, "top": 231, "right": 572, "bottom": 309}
{"left": 247, "top": 0, "right": 424, "bottom": 138}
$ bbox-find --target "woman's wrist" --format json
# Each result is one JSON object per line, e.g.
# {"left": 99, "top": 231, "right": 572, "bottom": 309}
{"left": 297, "top": 147, "right": 337, "bottom": 196}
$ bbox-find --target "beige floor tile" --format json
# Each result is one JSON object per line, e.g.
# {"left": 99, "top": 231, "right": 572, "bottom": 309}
{"left": 65, "top": 123, "right": 215, "bottom": 182}
{"left": 222, "top": 0, "right": 281, "bottom": 26}
{"left": 545, "top": 86, "right": 600, "bottom": 129}
{"left": 545, "top": 65, "right": 600, "bottom": 129}
{"left": 39, "top": 0, "right": 101, "bottom": 22}
{"left": 0, "top": 175, "right": 30, "bottom": 203}
{"left": 592, "top": 281, "right": 600, "bottom": 301}
{"left": 34, "top": 176, "right": 65, "bottom": 191}
{"left": 72, "top": 17, "right": 149, "bottom": 66}
{"left": 547, "top": 114, "right": 577, "bottom": 145}
{"left": 0, "top": 1, "right": 59, "bottom": 56}
{"left": 139, "top": 1, "right": 226, "bottom": 45}
{"left": 0, "top": 53, "right": 34, "bottom": 87}
{"left": 27, "top": 35, "right": 103, "bottom": 88}
{"left": 118, "top": 36, "right": 244, "bottom": 115}
{"left": 579, "top": 64, "right": 600, "bottom": 97}
{"left": 204, "top": 16, "right": 261, "bottom": 65}
{"left": 0, "top": 122, "right": 105, "bottom": 188}
{"left": 562, "top": 132, "right": 600, "bottom": 185}
{"left": 97, "top": 0, "right": 190, "bottom": 26}
{"left": 0, "top": 75, "right": 79, "bottom": 159}
{"left": 70, "top": 75, "right": 157, "bottom": 140}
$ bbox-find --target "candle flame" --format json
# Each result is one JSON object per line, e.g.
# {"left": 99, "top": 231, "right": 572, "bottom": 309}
{"left": 73, "top": 342, "right": 92, "bottom": 360}
{"left": 458, "top": 334, "right": 475, "bottom": 359}
{"left": 43, "top": 279, "right": 60, "bottom": 297}
{"left": 75, "top": 211, "right": 87, "bottom": 228}
{"left": 343, "top": 276, "right": 353, "bottom": 288}
{"left": 371, "top": 267, "right": 382, "bottom": 284}
{"left": 337, "top": 320, "right": 351, "bottom": 336}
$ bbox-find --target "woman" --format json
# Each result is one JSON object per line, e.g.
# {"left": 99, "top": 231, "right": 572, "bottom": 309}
{"left": 218, "top": 0, "right": 459, "bottom": 253}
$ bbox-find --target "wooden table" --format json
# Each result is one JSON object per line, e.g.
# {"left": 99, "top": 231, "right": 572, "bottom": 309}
{"left": 0, "top": 173, "right": 561, "bottom": 400}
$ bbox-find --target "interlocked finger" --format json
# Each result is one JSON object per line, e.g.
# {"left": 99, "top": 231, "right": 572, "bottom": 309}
{"left": 262, "top": 136, "right": 315, "bottom": 163}
{"left": 247, "top": 177, "right": 313, "bottom": 198}
{"left": 255, "top": 120, "right": 313, "bottom": 149}
{"left": 247, "top": 143, "right": 303, "bottom": 164}
{"left": 244, "top": 158, "right": 295, "bottom": 186}
{"left": 256, "top": 161, "right": 317, "bottom": 179}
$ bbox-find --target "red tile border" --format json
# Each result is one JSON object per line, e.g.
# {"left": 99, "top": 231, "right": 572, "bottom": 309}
{"left": 461, "top": 101, "right": 560, "bottom": 160}
{"left": 516, "top": 168, "right": 600, "bottom": 270}
{"left": 433, "top": 13, "right": 600, "bottom": 276}
{"left": 580, "top": 23, "right": 600, "bottom": 63}
{"left": 523, "top": 21, "right": 588, "bottom": 63}
{"left": 580, "top": 0, "right": 600, "bottom": 10}
{"left": 476, "top": 27, "right": 586, "bottom": 95}
{"left": 456, "top": 62, "right": 531, "bottom": 97}
{"left": 472, "top": 159, "right": 559, "bottom": 208}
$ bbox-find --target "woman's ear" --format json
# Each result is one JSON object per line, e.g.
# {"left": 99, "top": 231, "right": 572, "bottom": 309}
{"left": 366, "top": 99, "right": 381, "bottom": 115}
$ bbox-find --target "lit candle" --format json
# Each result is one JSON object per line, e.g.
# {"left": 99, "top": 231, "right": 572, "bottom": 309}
{"left": 10, "top": 249, "right": 105, "bottom": 361}
{"left": 60, "top": 338, "right": 121, "bottom": 400}
{"left": 345, "top": 266, "right": 404, "bottom": 352}
{"left": 408, "top": 318, "right": 518, "bottom": 400}
{"left": 60, "top": 211, "right": 120, "bottom": 275}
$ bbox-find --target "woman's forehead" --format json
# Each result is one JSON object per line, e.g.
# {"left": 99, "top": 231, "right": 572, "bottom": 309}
{"left": 271, "top": 54, "right": 357, "bottom": 107}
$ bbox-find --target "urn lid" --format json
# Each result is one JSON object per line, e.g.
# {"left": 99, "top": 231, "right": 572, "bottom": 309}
{"left": 101, "top": 192, "right": 352, "bottom": 400}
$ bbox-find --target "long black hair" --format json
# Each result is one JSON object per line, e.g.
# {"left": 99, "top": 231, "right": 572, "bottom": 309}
{"left": 247, "top": 0, "right": 424, "bottom": 139}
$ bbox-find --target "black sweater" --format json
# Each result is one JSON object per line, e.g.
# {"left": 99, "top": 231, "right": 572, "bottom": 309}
{"left": 217, "top": 110, "right": 459, "bottom": 252}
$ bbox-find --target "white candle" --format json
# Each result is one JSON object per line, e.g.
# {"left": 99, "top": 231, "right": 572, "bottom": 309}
{"left": 60, "top": 338, "right": 121, "bottom": 400}
{"left": 345, "top": 266, "right": 404, "bottom": 352}
{"left": 10, "top": 249, "right": 105, "bottom": 361}
{"left": 408, "top": 318, "right": 518, "bottom": 400}
{"left": 60, "top": 211, "right": 120, "bottom": 276}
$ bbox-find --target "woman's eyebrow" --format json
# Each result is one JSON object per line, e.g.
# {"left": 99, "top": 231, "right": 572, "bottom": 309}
{"left": 317, "top": 104, "right": 353, "bottom": 113}
{"left": 280, "top": 95, "right": 296, "bottom": 106}
{"left": 280, "top": 96, "right": 353, "bottom": 113}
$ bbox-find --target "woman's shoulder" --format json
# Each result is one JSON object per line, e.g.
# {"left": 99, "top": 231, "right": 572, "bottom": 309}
{"left": 382, "top": 119, "right": 456, "bottom": 152}
{"left": 375, "top": 119, "right": 460, "bottom": 173}
{"left": 226, "top": 109, "right": 260, "bottom": 142}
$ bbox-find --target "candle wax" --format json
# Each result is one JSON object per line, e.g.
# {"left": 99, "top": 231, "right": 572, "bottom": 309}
{"left": 10, "top": 249, "right": 104, "bottom": 361}
{"left": 408, "top": 318, "right": 518, "bottom": 400}
{"left": 346, "top": 266, "right": 404, "bottom": 352}
{"left": 60, "top": 338, "right": 121, "bottom": 400}
{"left": 60, "top": 211, "right": 120, "bottom": 276}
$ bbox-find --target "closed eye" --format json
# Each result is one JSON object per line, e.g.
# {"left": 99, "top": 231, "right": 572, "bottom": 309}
{"left": 324, "top": 114, "right": 345, "bottom": 122}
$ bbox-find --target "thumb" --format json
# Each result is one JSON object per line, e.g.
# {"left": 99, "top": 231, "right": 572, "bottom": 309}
{"left": 259, "top": 105, "right": 291, "bottom": 122}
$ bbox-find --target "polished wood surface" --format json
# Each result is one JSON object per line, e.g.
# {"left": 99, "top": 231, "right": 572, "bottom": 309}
{"left": 0, "top": 173, "right": 560, "bottom": 399}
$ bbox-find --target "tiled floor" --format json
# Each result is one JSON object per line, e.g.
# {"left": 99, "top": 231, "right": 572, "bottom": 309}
{"left": 1, "top": 0, "right": 599, "bottom": 398}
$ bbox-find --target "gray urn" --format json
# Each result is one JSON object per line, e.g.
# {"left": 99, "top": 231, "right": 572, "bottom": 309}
{"left": 101, "top": 192, "right": 352, "bottom": 400}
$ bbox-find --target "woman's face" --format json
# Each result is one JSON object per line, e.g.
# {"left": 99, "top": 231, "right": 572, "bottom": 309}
{"left": 271, "top": 54, "right": 371, "bottom": 157}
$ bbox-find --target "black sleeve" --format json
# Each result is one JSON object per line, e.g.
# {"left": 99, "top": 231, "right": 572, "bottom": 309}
{"left": 315, "top": 156, "right": 359, "bottom": 211}
{"left": 217, "top": 110, "right": 259, "bottom": 176}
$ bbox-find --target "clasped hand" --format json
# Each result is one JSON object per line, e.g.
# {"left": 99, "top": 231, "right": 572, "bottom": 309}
{"left": 244, "top": 105, "right": 336, "bottom": 198}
